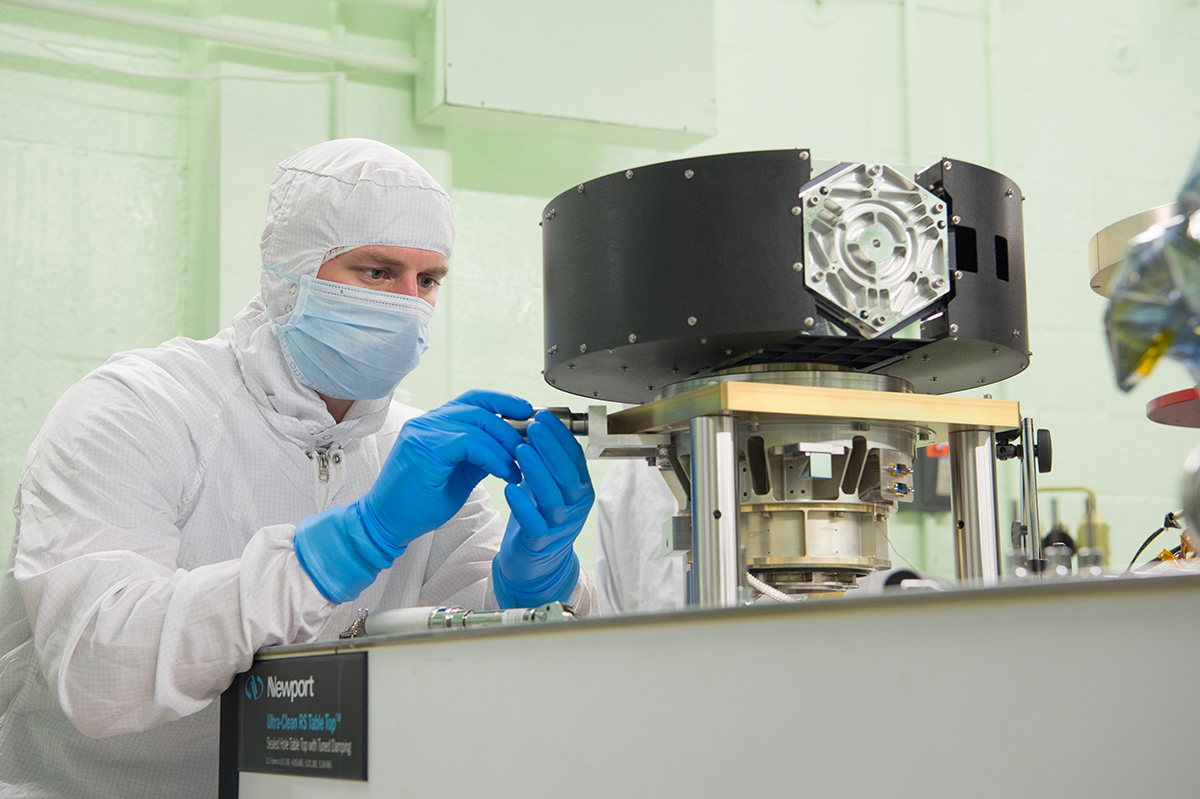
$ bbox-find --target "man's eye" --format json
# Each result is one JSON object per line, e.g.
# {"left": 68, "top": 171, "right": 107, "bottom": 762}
{"left": 419, "top": 276, "right": 441, "bottom": 289}
{"left": 364, "top": 268, "right": 387, "bottom": 281}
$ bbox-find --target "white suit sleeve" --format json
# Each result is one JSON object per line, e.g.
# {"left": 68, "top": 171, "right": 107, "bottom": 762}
{"left": 14, "top": 374, "right": 335, "bottom": 739}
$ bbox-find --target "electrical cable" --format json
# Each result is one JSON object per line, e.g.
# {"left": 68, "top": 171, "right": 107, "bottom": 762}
{"left": 1125, "top": 510, "right": 1184, "bottom": 573}
{"left": 873, "top": 512, "right": 918, "bottom": 572}
{"left": 1135, "top": 543, "right": 1189, "bottom": 573}
{"left": 745, "top": 571, "right": 806, "bottom": 603}
{"left": 1127, "top": 527, "right": 1167, "bottom": 573}
{"left": 0, "top": 23, "right": 368, "bottom": 81}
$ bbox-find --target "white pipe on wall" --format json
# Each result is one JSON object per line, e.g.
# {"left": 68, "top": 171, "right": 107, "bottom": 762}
{"left": 1, "top": 0, "right": 421, "bottom": 74}
{"left": 901, "top": 0, "right": 919, "bottom": 163}
{"left": 343, "top": 0, "right": 429, "bottom": 11}
{"left": 984, "top": 0, "right": 1003, "bottom": 169}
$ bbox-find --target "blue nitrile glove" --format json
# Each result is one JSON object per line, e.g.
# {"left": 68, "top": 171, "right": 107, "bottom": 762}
{"left": 492, "top": 409, "right": 594, "bottom": 608}
{"left": 296, "top": 390, "right": 532, "bottom": 603}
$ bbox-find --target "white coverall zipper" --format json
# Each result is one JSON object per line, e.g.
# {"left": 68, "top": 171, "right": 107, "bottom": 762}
{"left": 306, "top": 448, "right": 345, "bottom": 511}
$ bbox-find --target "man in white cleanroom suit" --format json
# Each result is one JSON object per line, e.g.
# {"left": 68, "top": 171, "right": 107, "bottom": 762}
{"left": 0, "top": 139, "right": 596, "bottom": 798}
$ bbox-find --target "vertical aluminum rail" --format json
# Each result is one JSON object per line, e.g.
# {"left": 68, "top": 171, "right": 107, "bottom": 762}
{"left": 949, "top": 428, "right": 1001, "bottom": 586}
{"left": 1021, "top": 416, "right": 1043, "bottom": 562}
{"left": 689, "top": 415, "right": 740, "bottom": 608}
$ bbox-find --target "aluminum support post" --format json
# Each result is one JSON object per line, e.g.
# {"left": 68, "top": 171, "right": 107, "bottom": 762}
{"left": 688, "top": 415, "right": 740, "bottom": 608}
{"left": 949, "top": 428, "right": 1001, "bottom": 586}
{"left": 1021, "top": 416, "right": 1042, "bottom": 562}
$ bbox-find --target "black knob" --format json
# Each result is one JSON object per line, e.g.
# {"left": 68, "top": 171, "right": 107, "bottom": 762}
{"left": 1035, "top": 428, "right": 1052, "bottom": 473}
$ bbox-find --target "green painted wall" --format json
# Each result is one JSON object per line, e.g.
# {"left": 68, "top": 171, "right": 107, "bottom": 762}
{"left": 1, "top": 1, "right": 196, "bottom": 558}
{"left": 3, "top": 0, "right": 1200, "bottom": 585}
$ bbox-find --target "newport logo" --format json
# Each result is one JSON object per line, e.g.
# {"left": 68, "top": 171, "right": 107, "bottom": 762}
{"left": 267, "top": 675, "right": 317, "bottom": 703}
{"left": 244, "top": 675, "right": 263, "bottom": 701}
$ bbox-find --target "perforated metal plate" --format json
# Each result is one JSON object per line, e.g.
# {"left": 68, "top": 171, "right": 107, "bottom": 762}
{"left": 802, "top": 163, "right": 949, "bottom": 337}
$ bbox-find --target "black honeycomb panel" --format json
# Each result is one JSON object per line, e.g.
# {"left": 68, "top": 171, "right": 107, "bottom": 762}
{"left": 543, "top": 151, "right": 1029, "bottom": 402}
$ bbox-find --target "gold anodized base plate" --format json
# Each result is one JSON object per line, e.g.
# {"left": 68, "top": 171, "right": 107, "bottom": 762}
{"left": 608, "top": 381, "right": 1020, "bottom": 443}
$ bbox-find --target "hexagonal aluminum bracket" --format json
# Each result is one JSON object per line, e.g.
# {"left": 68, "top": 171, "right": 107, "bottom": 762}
{"left": 802, "top": 163, "right": 950, "bottom": 338}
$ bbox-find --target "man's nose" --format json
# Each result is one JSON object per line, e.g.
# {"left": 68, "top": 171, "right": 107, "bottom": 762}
{"left": 394, "top": 272, "right": 419, "bottom": 297}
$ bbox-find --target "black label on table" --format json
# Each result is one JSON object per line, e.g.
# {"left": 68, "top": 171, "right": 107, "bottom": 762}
{"left": 234, "top": 651, "right": 367, "bottom": 781}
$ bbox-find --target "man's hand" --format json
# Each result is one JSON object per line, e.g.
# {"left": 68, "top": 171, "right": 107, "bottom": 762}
{"left": 295, "top": 390, "right": 533, "bottom": 604}
{"left": 492, "top": 409, "right": 595, "bottom": 608}
{"left": 359, "top": 390, "right": 532, "bottom": 553}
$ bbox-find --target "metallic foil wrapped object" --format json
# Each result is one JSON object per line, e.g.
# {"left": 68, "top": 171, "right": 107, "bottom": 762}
{"left": 1106, "top": 148, "right": 1200, "bottom": 392}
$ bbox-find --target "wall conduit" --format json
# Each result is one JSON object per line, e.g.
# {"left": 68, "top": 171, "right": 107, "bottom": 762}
{"left": 1, "top": 0, "right": 421, "bottom": 74}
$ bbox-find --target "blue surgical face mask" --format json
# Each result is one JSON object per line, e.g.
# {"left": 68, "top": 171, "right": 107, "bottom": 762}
{"left": 263, "top": 264, "right": 433, "bottom": 401}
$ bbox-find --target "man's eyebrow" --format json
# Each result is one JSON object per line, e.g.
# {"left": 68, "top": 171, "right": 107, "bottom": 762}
{"left": 365, "top": 252, "right": 449, "bottom": 278}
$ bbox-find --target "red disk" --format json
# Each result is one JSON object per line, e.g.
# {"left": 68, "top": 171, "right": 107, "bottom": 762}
{"left": 1147, "top": 387, "right": 1200, "bottom": 427}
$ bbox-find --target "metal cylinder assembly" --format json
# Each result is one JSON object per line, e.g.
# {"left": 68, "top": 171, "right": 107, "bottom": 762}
{"left": 542, "top": 149, "right": 1029, "bottom": 404}
{"left": 540, "top": 149, "right": 1031, "bottom": 605}
{"left": 670, "top": 369, "right": 918, "bottom": 596}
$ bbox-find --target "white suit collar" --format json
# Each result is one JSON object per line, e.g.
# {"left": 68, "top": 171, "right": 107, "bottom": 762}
{"left": 229, "top": 295, "right": 391, "bottom": 450}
